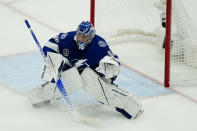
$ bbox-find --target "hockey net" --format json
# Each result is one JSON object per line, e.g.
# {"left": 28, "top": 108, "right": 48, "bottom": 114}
{"left": 91, "top": 0, "right": 197, "bottom": 87}
{"left": 168, "top": 0, "right": 197, "bottom": 86}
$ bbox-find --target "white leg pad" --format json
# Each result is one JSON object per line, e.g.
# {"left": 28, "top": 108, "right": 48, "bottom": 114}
{"left": 60, "top": 67, "right": 84, "bottom": 93}
{"left": 27, "top": 67, "right": 83, "bottom": 105}
{"left": 81, "top": 67, "right": 143, "bottom": 118}
{"left": 27, "top": 82, "right": 60, "bottom": 105}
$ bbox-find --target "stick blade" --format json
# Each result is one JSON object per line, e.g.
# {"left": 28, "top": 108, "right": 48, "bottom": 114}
{"left": 79, "top": 116, "right": 102, "bottom": 126}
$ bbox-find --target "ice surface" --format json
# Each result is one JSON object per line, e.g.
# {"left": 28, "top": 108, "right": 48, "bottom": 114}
{"left": 0, "top": 0, "right": 197, "bottom": 131}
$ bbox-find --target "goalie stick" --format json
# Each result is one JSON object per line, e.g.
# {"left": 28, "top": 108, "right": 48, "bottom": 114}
{"left": 24, "top": 19, "right": 101, "bottom": 125}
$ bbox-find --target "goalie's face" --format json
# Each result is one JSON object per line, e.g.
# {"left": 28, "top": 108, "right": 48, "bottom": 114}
{"left": 76, "top": 34, "right": 89, "bottom": 43}
{"left": 76, "top": 34, "right": 90, "bottom": 50}
{"left": 76, "top": 21, "right": 96, "bottom": 50}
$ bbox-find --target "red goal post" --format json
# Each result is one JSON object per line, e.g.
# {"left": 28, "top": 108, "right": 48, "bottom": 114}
{"left": 164, "top": 0, "right": 197, "bottom": 87}
{"left": 90, "top": 0, "right": 95, "bottom": 26}
{"left": 164, "top": 0, "right": 171, "bottom": 87}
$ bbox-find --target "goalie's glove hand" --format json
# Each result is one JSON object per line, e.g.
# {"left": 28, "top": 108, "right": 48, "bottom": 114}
{"left": 96, "top": 55, "right": 120, "bottom": 79}
{"left": 41, "top": 52, "right": 64, "bottom": 82}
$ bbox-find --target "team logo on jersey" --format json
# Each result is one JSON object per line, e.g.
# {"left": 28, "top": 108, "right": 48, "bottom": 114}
{"left": 63, "top": 48, "right": 69, "bottom": 56}
{"left": 98, "top": 40, "right": 107, "bottom": 47}
{"left": 73, "top": 59, "right": 89, "bottom": 68}
{"left": 60, "top": 33, "right": 67, "bottom": 39}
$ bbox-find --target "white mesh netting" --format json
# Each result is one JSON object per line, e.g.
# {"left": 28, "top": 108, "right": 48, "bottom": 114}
{"left": 94, "top": 0, "right": 160, "bottom": 45}
{"left": 170, "top": 0, "right": 197, "bottom": 86}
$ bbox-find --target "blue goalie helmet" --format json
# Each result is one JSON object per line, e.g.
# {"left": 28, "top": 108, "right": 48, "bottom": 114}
{"left": 76, "top": 21, "right": 96, "bottom": 50}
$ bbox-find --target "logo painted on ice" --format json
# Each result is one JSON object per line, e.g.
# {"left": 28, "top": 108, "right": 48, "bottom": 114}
{"left": 98, "top": 40, "right": 107, "bottom": 47}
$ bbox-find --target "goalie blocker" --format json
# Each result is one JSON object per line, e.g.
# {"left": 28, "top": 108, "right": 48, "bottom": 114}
{"left": 27, "top": 66, "right": 143, "bottom": 119}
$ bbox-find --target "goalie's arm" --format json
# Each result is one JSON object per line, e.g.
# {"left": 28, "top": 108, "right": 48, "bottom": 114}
{"left": 42, "top": 42, "right": 71, "bottom": 80}
{"left": 43, "top": 37, "right": 60, "bottom": 55}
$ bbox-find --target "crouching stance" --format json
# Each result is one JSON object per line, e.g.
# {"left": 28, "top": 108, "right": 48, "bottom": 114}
{"left": 27, "top": 21, "right": 143, "bottom": 119}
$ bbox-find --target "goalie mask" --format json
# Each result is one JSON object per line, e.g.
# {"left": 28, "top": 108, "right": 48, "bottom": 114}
{"left": 76, "top": 21, "right": 95, "bottom": 50}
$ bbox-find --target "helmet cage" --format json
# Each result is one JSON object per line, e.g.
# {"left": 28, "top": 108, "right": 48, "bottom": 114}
{"left": 76, "top": 21, "right": 95, "bottom": 50}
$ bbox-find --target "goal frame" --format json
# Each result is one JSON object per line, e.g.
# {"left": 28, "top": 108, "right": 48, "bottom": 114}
{"left": 164, "top": 0, "right": 171, "bottom": 88}
{"left": 90, "top": 0, "right": 172, "bottom": 88}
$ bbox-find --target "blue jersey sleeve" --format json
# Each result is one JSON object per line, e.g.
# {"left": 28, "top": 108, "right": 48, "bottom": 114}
{"left": 88, "top": 35, "right": 116, "bottom": 66}
{"left": 43, "top": 34, "right": 60, "bottom": 55}
{"left": 92, "top": 35, "right": 120, "bottom": 67}
{"left": 43, "top": 33, "right": 70, "bottom": 55}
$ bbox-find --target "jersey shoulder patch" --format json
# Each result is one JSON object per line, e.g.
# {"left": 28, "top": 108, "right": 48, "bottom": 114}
{"left": 98, "top": 40, "right": 107, "bottom": 47}
{"left": 59, "top": 33, "right": 68, "bottom": 40}
{"left": 51, "top": 33, "right": 68, "bottom": 43}
{"left": 94, "top": 35, "right": 108, "bottom": 48}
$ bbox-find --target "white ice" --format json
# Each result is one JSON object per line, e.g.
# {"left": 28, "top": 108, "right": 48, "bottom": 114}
{"left": 0, "top": 0, "right": 197, "bottom": 131}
